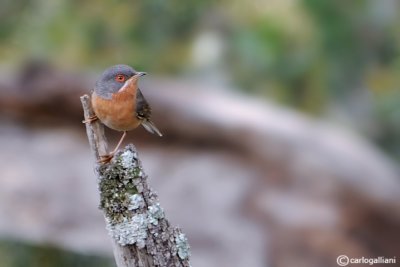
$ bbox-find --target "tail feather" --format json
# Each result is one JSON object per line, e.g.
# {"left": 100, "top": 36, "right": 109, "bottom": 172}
{"left": 141, "top": 120, "right": 163, "bottom": 137}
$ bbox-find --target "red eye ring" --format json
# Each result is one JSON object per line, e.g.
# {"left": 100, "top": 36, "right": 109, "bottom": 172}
{"left": 115, "top": 74, "right": 126, "bottom": 82}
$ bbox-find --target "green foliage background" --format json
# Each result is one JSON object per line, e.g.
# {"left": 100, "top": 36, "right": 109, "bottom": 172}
{"left": 0, "top": 1, "right": 399, "bottom": 156}
{"left": 0, "top": 239, "right": 114, "bottom": 267}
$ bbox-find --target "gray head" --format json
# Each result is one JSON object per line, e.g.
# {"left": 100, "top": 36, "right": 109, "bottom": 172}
{"left": 94, "top": 64, "right": 145, "bottom": 99}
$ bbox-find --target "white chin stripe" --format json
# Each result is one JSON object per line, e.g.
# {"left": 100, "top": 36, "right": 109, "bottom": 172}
{"left": 118, "top": 80, "right": 130, "bottom": 92}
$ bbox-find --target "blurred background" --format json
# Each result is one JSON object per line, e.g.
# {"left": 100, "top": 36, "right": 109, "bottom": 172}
{"left": 0, "top": 0, "right": 399, "bottom": 267}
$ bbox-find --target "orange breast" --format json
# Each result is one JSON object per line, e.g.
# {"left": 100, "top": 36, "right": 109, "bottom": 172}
{"left": 92, "top": 91, "right": 140, "bottom": 131}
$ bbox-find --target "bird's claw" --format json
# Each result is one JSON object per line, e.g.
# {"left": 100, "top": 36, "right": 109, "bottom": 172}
{"left": 82, "top": 115, "right": 98, "bottom": 124}
{"left": 98, "top": 153, "right": 114, "bottom": 164}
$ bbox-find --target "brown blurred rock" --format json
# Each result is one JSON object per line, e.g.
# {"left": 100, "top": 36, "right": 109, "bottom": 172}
{"left": 0, "top": 64, "right": 399, "bottom": 267}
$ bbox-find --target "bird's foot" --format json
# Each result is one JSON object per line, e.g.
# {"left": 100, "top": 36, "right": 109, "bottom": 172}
{"left": 82, "top": 115, "right": 98, "bottom": 124}
{"left": 98, "top": 153, "right": 114, "bottom": 164}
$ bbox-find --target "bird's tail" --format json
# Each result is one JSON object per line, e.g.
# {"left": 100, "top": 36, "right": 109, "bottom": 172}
{"left": 141, "top": 119, "right": 163, "bottom": 137}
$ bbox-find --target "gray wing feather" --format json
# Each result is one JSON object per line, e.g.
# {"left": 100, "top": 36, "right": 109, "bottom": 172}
{"left": 136, "top": 89, "right": 163, "bottom": 137}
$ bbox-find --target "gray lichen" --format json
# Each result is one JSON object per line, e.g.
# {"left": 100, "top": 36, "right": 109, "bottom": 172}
{"left": 128, "top": 194, "right": 145, "bottom": 210}
{"left": 106, "top": 214, "right": 148, "bottom": 248}
{"left": 175, "top": 232, "right": 190, "bottom": 260}
{"left": 148, "top": 203, "right": 165, "bottom": 225}
{"left": 119, "top": 150, "right": 136, "bottom": 169}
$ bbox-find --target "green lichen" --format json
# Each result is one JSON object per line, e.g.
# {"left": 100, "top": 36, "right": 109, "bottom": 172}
{"left": 98, "top": 149, "right": 142, "bottom": 224}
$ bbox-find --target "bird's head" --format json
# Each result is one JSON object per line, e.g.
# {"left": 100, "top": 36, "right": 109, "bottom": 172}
{"left": 94, "top": 64, "right": 146, "bottom": 98}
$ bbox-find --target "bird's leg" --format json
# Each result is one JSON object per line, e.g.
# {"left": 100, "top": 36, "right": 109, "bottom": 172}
{"left": 98, "top": 131, "right": 127, "bottom": 163}
{"left": 82, "top": 115, "right": 98, "bottom": 124}
{"left": 110, "top": 131, "right": 127, "bottom": 155}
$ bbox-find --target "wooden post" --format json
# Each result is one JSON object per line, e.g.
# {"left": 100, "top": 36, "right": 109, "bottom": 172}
{"left": 80, "top": 94, "right": 191, "bottom": 267}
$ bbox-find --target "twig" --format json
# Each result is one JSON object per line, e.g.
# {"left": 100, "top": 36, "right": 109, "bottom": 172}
{"left": 80, "top": 94, "right": 191, "bottom": 267}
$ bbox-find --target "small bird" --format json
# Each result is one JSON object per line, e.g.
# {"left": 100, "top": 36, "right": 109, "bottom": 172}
{"left": 84, "top": 64, "right": 162, "bottom": 163}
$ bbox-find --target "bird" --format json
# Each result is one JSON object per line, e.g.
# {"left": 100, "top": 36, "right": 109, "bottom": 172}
{"left": 84, "top": 64, "right": 162, "bottom": 163}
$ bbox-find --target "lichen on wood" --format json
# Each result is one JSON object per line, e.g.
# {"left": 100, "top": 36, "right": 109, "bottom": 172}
{"left": 98, "top": 147, "right": 190, "bottom": 266}
{"left": 80, "top": 94, "right": 191, "bottom": 267}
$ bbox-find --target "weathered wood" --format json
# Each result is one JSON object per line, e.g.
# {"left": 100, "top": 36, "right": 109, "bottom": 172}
{"left": 80, "top": 94, "right": 191, "bottom": 267}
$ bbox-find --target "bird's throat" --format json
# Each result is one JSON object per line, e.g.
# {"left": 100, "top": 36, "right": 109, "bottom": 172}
{"left": 118, "top": 77, "right": 138, "bottom": 94}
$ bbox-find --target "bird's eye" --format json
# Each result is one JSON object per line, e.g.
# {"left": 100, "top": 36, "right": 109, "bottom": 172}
{"left": 115, "top": 74, "right": 126, "bottom": 82}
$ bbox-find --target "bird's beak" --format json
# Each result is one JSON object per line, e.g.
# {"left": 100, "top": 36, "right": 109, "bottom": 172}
{"left": 136, "top": 72, "right": 147, "bottom": 77}
{"left": 125, "top": 72, "right": 146, "bottom": 84}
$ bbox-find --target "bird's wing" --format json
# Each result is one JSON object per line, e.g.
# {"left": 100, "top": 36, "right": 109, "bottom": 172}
{"left": 135, "top": 89, "right": 163, "bottom": 137}
{"left": 135, "top": 88, "right": 152, "bottom": 120}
